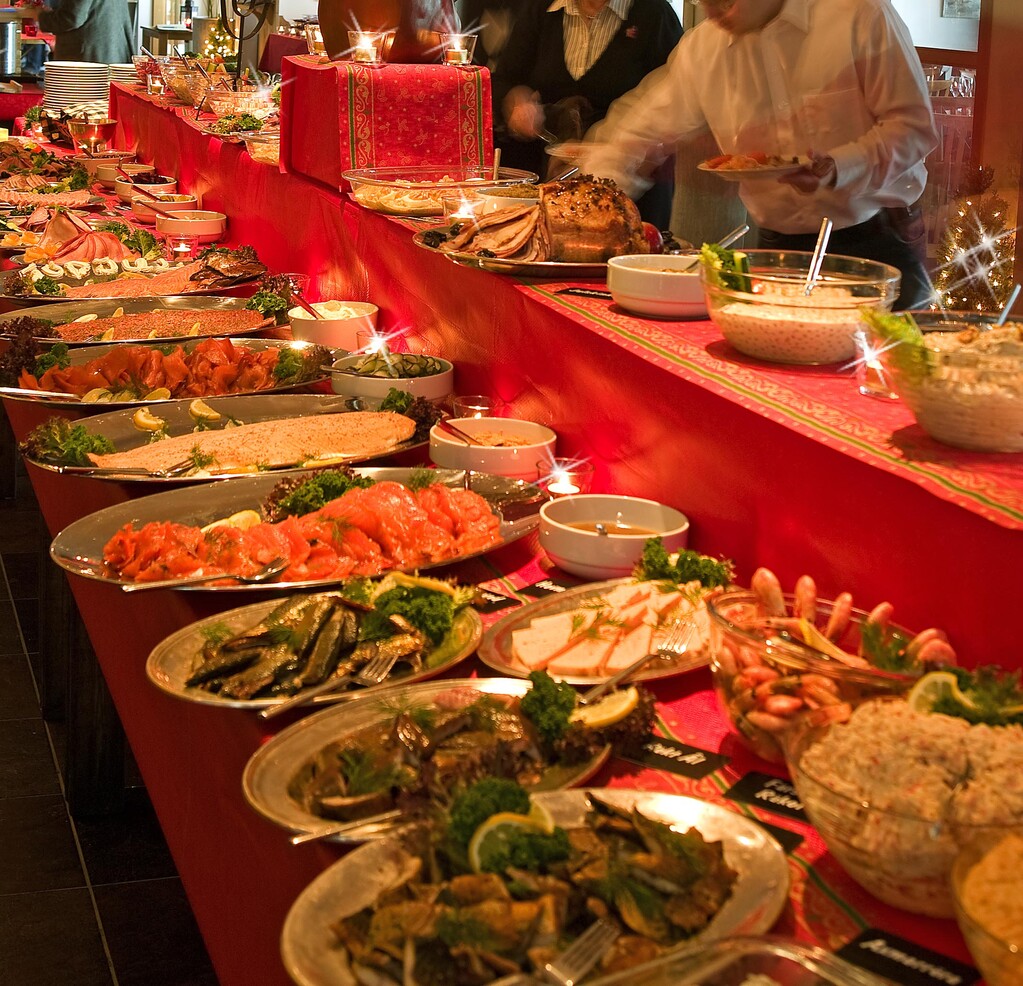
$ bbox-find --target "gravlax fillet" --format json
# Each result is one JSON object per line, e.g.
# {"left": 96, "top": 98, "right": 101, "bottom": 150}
{"left": 88, "top": 411, "right": 416, "bottom": 473}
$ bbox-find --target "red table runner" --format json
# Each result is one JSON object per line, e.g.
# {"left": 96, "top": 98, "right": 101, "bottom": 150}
{"left": 279, "top": 55, "right": 493, "bottom": 189}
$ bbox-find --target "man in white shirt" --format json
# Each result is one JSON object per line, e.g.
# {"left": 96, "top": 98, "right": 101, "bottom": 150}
{"left": 582, "top": 0, "right": 938, "bottom": 308}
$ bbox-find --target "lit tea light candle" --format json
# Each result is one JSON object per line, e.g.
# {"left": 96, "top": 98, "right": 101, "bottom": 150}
{"left": 349, "top": 31, "right": 382, "bottom": 63}
{"left": 538, "top": 458, "right": 595, "bottom": 497}
{"left": 442, "top": 34, "right": 477, "bottom": 66}
{"left": 547, "top": 470, "right": 580, "bottom": 496}
{"left": 165, "top": 233, "right": 199, "bottom": 262}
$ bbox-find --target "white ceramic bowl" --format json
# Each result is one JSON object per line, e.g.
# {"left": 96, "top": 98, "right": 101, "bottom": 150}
{"left": 607, "top": 253, "right": 706, "bottom": 319}
{"left": 131, "top": 192, "right": 199, "bottom": 223}
{"left": 429, "top": 417, "right": 556, "bottom": 481}
{"left": 73, "top": 151, "right": 136, "bottom": 177}
{"left": 115, "top": 174, "right": 176, "bottom": 203}
{"left": 330, "top": 352, "right": 454, "bottom": 401}
{"left": 539, "top": 494, "right": 689, "bottom": 580}
{"left": 96, "top": 161, "right": 153, "bottom": 188}
{"left": 288, "top": 301, "right": 378, "bottom": 350}
{"left": 477, "top": 185, "right": 540, "bottom": 215}
{"left": 155, "top": 211, "right": 228, "bottom": 244}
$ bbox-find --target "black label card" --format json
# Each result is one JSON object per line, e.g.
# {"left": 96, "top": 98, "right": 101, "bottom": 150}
{"left": 474, "top": 589, "right": 520, "bottom": 615}
{"left": 756, "top": 819, "right": 804, "bottom": 855}
{"left": 555, "top": 287, "right": 613, "bottom": 299}
{"left": 619, "top": 736, "right": 728, "bottom": 780}
{"left": 518, "top": 577, "right": 578, "bottom": 599}
{"left": 837, "top": 930, "right": 979, "bottom": 986}
{"left": 725, "top": 772, "right": 805, "bottom": 821}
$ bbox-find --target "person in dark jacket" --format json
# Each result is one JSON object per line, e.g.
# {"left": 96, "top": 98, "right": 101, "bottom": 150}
{"left": 39, "top": 0, "right": 134, "bottom": 64}
{"left": 492, "top": 0, "right": 681, "bottom": 227}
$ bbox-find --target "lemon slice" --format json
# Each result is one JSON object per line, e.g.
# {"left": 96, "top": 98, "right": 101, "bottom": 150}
{"left": 132, "top": 406, "right": 166, "bottom": 432}
{"left": 98, "top": 328, "right": 116, "bottom": 342}
{"left": 144, "top": 387, "right": 171, "bottom": 401}
{"left": 798, "top": 618, "right": 854, "bottom": 663}
{"left": 188, "top": 398, "right": 221, "bottom": 422}
{"left": 82, "top": 388, "right": 112, "bottom": 403}
{"left": 467, "top": 812, "right": 548, "bottom": 874}
{"left": 570, "top": 686, "right": 639, "bottom": 730}
{"left": 908, "top": 671, "right": 977, "bottom": 714}
{"left": 200, "top": 509, "right": 262, "bottom": 534}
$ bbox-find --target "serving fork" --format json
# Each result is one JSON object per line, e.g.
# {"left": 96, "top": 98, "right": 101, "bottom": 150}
{"left": 543, "top": 918, "right": 621, "bottom": 986}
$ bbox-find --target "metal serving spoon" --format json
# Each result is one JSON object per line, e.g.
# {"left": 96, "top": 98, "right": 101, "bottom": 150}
{"left": 120, "top": 557, "right": 287, "bottom": 593}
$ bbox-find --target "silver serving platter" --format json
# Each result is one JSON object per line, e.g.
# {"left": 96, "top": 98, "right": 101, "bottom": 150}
{"left": 0, "top": 295, "right": 273, "bottom": 346}
{"left": 244, "top": 678, "right": 611, "bottom": 841}
{"left": 49, "top": 467, "right": 543, "bottom": 591}
{"left": 146, "top": 596, "right": 483, "bottom": 709}
{"left": 412, "top": 229, "right": 606, "bottom": 279}
{"left": 280, "top": 788, "right": 790, "bottom": 986}
{"left": 477, "top": 579, "right": 712, "bottom": 685}
{"left": 1, "top": 337, "right": 326, "bottom": 408}
{"left": 23, "top": 394, "right": 426, "bottom": 482}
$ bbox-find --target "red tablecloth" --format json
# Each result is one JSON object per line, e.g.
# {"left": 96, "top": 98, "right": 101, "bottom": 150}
{"left": 0, "top": 85, "right": 43, "bottom": 123}
{"left": 258, "top": 32, "right": 307, "bottom": 74}
{"left": 7, "top": 82, "right": 1013, "bottom": 985}
{"left": 279, "top": 55, "right": 493, "bottom": 189}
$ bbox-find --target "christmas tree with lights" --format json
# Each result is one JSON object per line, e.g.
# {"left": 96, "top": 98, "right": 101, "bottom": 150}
{"left": 932, "top": 165, "right": 1016, "bottom": 312}
{"left": 202, "top": 19, "right": 236, "bottom": 64}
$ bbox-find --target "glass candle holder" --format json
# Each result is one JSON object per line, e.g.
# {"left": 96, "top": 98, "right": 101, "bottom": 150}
{"left": 348, "top": 31, "right": 385, "bottom": 64}
{"left": 442, "top": 192, "right": 482, "bottom": 225}
{"left": 441, "top": 33, "right": 477, "bottom": 65}
{"left": 304, "top": 25, "right": 326, "bottom": 56}
{"left": 538, "top": 458, "right": 595, "bottom": 497}
{"left": 146, "top": 74, "right": 166, "bottom": 96}
{"left": 451, "top": 394, "right": 501, "bottom": 418}
{"left": 852, "top": 329, "right": 899, "bottom": 400}
{"left": 165, "top": 233, "right": 200, "bottom": 262}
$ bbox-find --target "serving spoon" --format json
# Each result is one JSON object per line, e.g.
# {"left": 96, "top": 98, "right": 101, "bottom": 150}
{"left": 803, "top": 217, "right": 833, "bottom": 295}
{"left": 435, "top": 416, "right": 486, "bottom": 446}
{"left": 120, "top": 557, "right": 287, "bottom": 593}
{"left": 678, "top": 222, "right": 750, "bottom": 272}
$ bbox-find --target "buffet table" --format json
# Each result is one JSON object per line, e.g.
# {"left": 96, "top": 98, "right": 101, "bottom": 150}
{"left": 0, "top": 81, "right": 1014, "bottom": 985}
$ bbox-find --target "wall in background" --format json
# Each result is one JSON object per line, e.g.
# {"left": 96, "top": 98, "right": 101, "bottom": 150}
{"left": 891, "top": 0, "right": 979, "bottom": 52}
{"left": 279, "top": 0, "right": 317, "bottom": 20}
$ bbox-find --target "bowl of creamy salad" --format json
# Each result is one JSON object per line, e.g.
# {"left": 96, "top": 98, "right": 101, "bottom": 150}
{"left": 786, "top": 699, "right": 1023, "bottom": 917}
{"left": 701, "top": 250, "right": 900, "bottom": 365}
{"left": 867, "top": 311, "right": 1023, "bottom": 452}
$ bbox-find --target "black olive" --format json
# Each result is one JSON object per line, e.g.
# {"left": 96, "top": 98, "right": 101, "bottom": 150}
{"left": 421, "top": 230, "right": 448, "bottom": 248}
{"left": 478, "top": 249, "right": 496, "bottom": 258}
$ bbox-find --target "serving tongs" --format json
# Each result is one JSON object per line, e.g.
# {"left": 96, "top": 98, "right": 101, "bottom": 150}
{"left": 289, "top": 808, "right": 407, "bottom": 846}
{"left": 435, "top": 415, "right": 487, "bottom": 446}
{"left": 0, "top": 385, "right": 83, "bottom": 402}
{"left": 52, "top": 457, "right": 196, "bottom": 479}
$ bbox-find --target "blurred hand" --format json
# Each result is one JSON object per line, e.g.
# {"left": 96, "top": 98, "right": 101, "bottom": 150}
{"left": 504, "top": 87, "right": 545, "bottom": 140}
{"left": 780, "top": 152, "right": 837, "bottom": 193}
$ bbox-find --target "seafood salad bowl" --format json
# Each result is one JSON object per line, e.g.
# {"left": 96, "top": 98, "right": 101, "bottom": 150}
{"left": 701, "top": 249, "right": 900, "bottom": 364}
{"left": 786, "top": 699, "right": 1023, "bottom": 918}
{"left": 706, "top": 568, "right": 950, "bottom": 764}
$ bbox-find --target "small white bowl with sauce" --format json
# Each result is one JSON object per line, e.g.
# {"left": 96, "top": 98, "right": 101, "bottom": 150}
{"left": 540, "top": 494, "right": 689, "bottom": 580}
{"left": 607, "top": 253, "right": 706, "bottom": 320}
{"left": 429, "top": 417, "right": 556, "bottom": 482}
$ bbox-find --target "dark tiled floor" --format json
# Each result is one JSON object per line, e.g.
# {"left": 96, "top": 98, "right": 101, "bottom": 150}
{"left": 0, "top": 461, "right": 218, "bottom": 985}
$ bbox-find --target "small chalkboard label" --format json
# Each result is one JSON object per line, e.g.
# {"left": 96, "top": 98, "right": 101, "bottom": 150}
{"left": 518, "top": 577, "right": 577, "bottom": 599}
{"left": 474, "top": 589, "right": 520, "bottom": 614}
{"left": 837, "top": 929, "right": 979, "bottom": 986}
{"left": 725, "top": 772, "right": 805, "bottom": 821}
{"left": 555, "top": 287, "right": 613, "bottom": 299}
{"left": 619, "top": 736, "right": 728, "bottom": 779}
{"left": 756, "top": 819, "right": 804, "bottom": 855}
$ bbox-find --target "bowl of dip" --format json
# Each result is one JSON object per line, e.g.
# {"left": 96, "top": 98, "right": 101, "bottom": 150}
{"left": 115, "top": 173, "right": 177, "bottom": 203}
{"left": 875, "top": 314, "right": 1023, "bottom": 453}
{"left": 96, "top": 160, "right": 153, "bottom": 189}
{"left": 155, "top": 210, "right": 227, "bottom": 244}
{"left": 429, "top": 417, "right": 556, "bottom": 481}
{"left": 73, "top": 150, "right": 136, "bottom": 177}
{"left": 607, "top": 253, "right": 706, "bottom": 319}
{"left": 330, "top": 351, "right": 453, "bottom": 401}
{"left": 953, "top": 835, "right": 1023, "bottom": 985}
{"left": 539, "top": 494, "right": 689, "bottom": 580}
{"left": 290, "top": 301, "right": 379, "bottom": 350}
{"left": 702, "top": 250, "right": 900, "bottom": 364}
{"left": 131, "top": 192, "right": 198, "bottom": 223}
{"left": 786, "top": 700, "right": 1023, "bottom": 917}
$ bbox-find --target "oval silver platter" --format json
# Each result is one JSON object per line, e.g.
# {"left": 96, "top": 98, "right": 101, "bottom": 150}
{"left": 412, "top": 229, "right": 606, "bottom": 279}
{"left": 146, "top": 596, "right": 483, "bottom": 709}
{"left": 0, "top": 337, "right": 327, "bottom": 408}
{"left": 280, "top": 787, "right": 790, "bottom": 986}
{"left": 49, "top": 466, "right": 543, "bottom": 591}
{"left": 243, "top": 678, "right": 611, "bottom": 840}
{"left": 0, "top": 295, "right": 273, "bottom": 345}
{"left": 23, "top": 394, "right": 427, "bottom": 482}
{"left": 477, "top": 578, "right": 712, "bottom": 685}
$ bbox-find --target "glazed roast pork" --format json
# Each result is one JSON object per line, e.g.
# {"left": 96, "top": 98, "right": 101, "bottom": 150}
{"left": 438, "top": 178, "right": 649, "bottom": 263}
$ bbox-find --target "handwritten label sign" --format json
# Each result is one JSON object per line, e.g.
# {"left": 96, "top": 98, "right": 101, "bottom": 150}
{"left": 474, "top": 589, "right": 520, "bottom": 615}
{"left": 620, "top": 736, "right": 728, "bottom": 780}
{"left": 755, "top": 819, "right": 804, "bottom": 855}
{"left": 555, "top": 287, "right": 613, "bottom": 300}
{"left": 725, "top": 772, "right": 805, "bottom": 821}
{"left": 837, "top": 930, "right": 979, "bottom": 986}
{"left": 518, "top": 577, "right": 578, "bottom": 599}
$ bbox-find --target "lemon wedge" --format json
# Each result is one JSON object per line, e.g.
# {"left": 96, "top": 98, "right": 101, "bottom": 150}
{"left": 82, "top": 388, "right": 112, "bottom": 403}
{"left": 908, "top": 671, "right": 978, "bottom": 715}
{"left": 188, "top": 399, "right": 221, "bottom": 423}
{"left": 467, "top": 811, "right": 550, "bottom": 874}
{"left": 144, "top": 387, "right": 171, "bottom": 401}
{"left": 570, "top": 686, "right": 639, "bottom": 730}
{"left": 132, "top": 406, "right": 166, "bottom": 432}
{"left": 98, "top": 328, "right": 116, "bottom": 342}
{"left": 797, "top": 618, "right": 854, "bottom": 663}
{"left": 200, "top": 509, "right": 262, "bottom": 534}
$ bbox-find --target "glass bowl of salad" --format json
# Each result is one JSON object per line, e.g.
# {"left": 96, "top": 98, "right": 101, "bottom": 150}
{"left": 700, "top": 248, "right": 900, "bottom": 364}
{"left": 706, "top": 585, "right": 932, "bottom": 764}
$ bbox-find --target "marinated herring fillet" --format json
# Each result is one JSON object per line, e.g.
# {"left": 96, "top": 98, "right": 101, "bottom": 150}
{"left": 51, "top": 307, "right": 269, "bottom": 343}
{"left": 88, "top": 411, "right": 415, "bottom": 473}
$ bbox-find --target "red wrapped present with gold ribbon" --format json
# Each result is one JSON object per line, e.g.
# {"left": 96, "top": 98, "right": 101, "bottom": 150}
{"left": 280, "top": 54, "right": 493, "bottom": 190}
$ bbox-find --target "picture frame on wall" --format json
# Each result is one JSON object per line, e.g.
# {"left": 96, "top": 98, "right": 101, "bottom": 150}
{"left": 941, "top": 0, "right": 980, "bottom": 18}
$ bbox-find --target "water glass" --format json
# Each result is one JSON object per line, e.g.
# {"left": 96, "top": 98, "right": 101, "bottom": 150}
{"left": 852, "top": 329, "right": 899, "bottom": 400}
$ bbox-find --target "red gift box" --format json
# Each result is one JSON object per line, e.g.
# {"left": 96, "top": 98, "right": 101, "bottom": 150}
{"left": 280, "top": 55, "right": 493, "bottom": 189}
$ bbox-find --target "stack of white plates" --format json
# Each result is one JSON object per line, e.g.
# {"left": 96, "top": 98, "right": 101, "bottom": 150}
{"left": 108, "top": 63, "right": 136, "bottom": 85}
{"left": 43, "top": 61, "right": 110, "bottom": 114}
